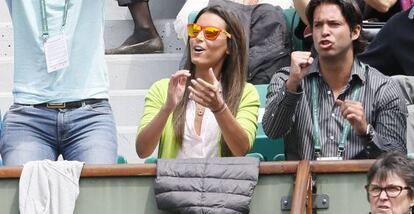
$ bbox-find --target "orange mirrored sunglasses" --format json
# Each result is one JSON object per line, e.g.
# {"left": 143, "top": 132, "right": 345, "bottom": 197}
{"left": 187, "top": 23, "right": 232, "bottom": 41}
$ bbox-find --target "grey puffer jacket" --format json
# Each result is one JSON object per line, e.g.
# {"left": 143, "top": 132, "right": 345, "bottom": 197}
{"left": 154, "top": 157, "right": 260, "bottom": 214}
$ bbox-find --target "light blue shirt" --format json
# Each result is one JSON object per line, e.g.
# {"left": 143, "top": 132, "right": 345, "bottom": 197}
{"left": 6, "top": 0, "right": 109, "bottom": 104}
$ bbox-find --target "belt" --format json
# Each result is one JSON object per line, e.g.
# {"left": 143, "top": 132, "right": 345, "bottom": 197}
{"left": 21, "top": 99, "right": 107, "bottom": 109}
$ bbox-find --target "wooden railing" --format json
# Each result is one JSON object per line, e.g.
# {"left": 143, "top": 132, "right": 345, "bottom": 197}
{"left": 311, "top": 159, "right": 374, "bottom": 173}
{"left": 291, "top": 160, "right": 311, "bottom": 214}
{"left": 0, "top": 164, "right": 158, "bottom": 178}
{"left": 0, "top": 160, "right": 375, "bottom": 213}
{"left": 0, "top": 161, "right": 301, "bottom": 178}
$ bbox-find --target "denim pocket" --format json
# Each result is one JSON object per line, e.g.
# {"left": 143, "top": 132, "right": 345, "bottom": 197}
{"left": 85, "top": 101, "right": 113, "bottom": 114}
{"left": 8, "top": 104, "right": 27, "bottom": 112}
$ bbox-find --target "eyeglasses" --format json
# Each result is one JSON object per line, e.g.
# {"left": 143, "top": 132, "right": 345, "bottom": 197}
{"left": 187, "top": 23, "right": 232, "bottom": 41}
{"left": 365, "top": 184, "right": 412, "bottom": 198}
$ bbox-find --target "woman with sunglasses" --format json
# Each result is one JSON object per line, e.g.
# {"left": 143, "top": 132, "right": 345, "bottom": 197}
{"left": 366, "top": 152, "right": 414, "bottom": 214}
{"left": 135, "top": 5, "right": 260, "bottom": 158}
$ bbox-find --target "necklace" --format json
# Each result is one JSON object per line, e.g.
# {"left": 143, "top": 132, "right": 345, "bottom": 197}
{"left": 196, "top": 104, "right": 205, "bottom": 116}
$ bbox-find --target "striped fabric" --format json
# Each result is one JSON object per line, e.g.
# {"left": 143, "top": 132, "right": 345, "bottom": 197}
{"left": 263, "top": 59, "right": 407, "bottom": 160}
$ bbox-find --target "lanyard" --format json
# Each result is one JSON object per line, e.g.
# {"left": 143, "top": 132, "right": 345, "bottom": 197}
{"left": 311, "top": 76, "right": 361, "bottom": 158}
{"left": 40, "top": 0, "right": 70, "bottom": 40}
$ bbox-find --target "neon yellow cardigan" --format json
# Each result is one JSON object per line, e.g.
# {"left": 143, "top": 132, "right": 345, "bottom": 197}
{"left": 138, "top": 79, "right": 260, "bottom": 158}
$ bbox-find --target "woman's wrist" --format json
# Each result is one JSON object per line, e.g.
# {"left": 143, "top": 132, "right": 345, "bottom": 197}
{"left": 211, "top": 103, "right": 227, "bottom": 114}
{"left": 161, "top": 104, "right": 174, "bottom": 114}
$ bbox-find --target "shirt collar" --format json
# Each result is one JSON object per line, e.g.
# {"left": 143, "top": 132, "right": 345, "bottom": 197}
{"left": 306, "top": 57, "right": 366, "bottom": 84}
{"left": 350, "top": 59, "right": 366, "bottom": 83}
{"left": 306, "top": 58, "right": 320, "bottom": 76}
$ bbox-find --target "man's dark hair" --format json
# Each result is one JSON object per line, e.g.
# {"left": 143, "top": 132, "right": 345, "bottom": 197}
{"left": 306, "top": 0, "right": 367, "bottom": 54}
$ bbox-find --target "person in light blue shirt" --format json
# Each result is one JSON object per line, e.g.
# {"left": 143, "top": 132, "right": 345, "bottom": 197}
{"left": 0, "top": 0, "right": 118, "bottom": 166}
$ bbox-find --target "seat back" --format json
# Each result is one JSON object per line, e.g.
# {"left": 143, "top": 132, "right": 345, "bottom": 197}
{"left": 362, "top": 22, "right": 384, "bottom": 42}
{"left": 144, "top": 156, "right": 158, "bottom": 164}
{"left": 282, "top": 8, "right": 302, "bottom": 51}
{"left": 117, "top": 155, "right": 128, "bottom": 164}
{"left": 249, "top": 84, "right": 285, "bottom": 161}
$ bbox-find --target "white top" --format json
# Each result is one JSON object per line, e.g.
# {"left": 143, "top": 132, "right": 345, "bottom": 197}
{"left": 177, "top": 100, "right": 220, "bottom": 158}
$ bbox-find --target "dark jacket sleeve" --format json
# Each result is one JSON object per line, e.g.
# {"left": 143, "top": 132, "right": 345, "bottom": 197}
{"left": 358, "top": 15, "right": 401, "bottom": 76}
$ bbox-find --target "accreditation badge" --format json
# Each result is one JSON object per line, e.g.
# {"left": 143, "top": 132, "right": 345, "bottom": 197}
{"left": 44, "top": 34, "right": 69, "bottom": 73}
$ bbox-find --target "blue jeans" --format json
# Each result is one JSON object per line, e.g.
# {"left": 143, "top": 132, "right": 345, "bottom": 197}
{"left": 0, "top": 100, "right": 118, "bottom": 166}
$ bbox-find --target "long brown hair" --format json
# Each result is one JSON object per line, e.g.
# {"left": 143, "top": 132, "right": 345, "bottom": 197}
{"left": 172, "top": 5, "right": 247, "bottom": 156}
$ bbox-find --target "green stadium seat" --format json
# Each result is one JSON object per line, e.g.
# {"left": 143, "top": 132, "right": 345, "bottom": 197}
{"left": 248, "top": 84, "right": 285, "bottom": 161}
{"left": 246, "top": 152, "right": 265, "bottom": 161}
{"left": 273, "top": 153, "right": 286, "bottom": 161}
{"left": 117, "top": 155, "right": 128, "bottom": 164}
{"left": 282, "top": 8, "right": 303, "bottom": 51}
{"left": 144, "top": 156, "right": 158, "bottom": 164}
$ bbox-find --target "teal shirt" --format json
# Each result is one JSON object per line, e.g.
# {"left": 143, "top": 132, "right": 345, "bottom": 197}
{"left": 139, "top": 79, "right": 260, "bottom": 158}
{"left": 6, "top": 0, "right": 109, "bottom": 104}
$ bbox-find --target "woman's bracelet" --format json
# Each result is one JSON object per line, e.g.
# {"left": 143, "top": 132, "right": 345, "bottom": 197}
{"left": 211, "top": 103, "right": 227, "bottom": 114}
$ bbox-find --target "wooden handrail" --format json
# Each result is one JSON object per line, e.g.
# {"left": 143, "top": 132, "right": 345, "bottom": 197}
{"left": 0, "top": 164, "right": 158, "bottom": 178}
{"left": 259, "top": 161, "right": 298, "bottom": 175}
{"left": 306, "top": 175, "right": 313, "bottom": 214}
{"left": 0, "top": 161, "right": 300, "bottom": 179}
{"left": 311, "top": 159, "right": 375, "bottom": 173}
{"left": 291, "top": 160, "right": 311, "bottom": 214}
{"left": 0, "top": 160, "right": 375, "bottom": 179}
{"left": 0, "top": 166, "right": 22, "bottom": 178}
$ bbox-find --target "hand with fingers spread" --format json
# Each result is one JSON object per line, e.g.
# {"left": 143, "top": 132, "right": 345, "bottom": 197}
{"left": 286, "top": 51, "right": 314, "bottom": 92}
{"left": 188, "top": 68, "right": 226, "bottom": 113}
{"left": 336, "top": 99, "right": 368, "bottom": 135}
{"left": 165, "top": 70, "right": 191, "bottom": 112}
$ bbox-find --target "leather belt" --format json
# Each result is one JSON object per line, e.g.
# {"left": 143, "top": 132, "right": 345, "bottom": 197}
{"left": 19, "top": 99, "right": 107, "bottom": 109}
